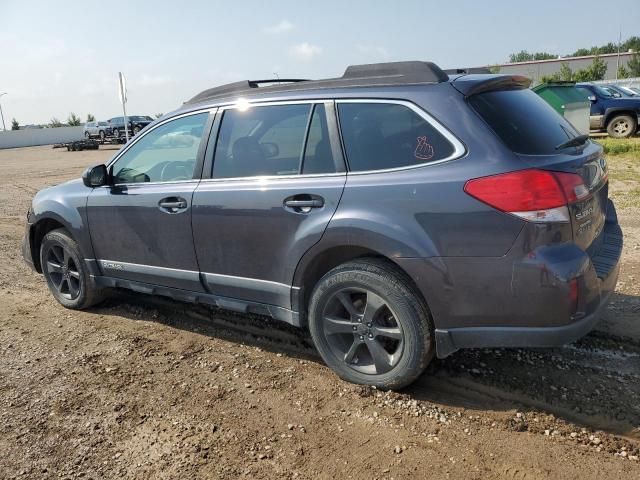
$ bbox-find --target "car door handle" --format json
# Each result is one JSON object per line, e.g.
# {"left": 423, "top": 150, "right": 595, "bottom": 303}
{"left": 158, "top": 197, "right": 188, "bottom": 213}
{"left": 284, "top": 199, "right": 324, "bottom": 208}
{"left": 283, "top": 195, "right": 324, "bottom": 214}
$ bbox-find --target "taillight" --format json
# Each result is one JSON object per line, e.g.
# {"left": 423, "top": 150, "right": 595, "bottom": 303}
{"left": 464, "top": 169, "right": 590, "bottom": 223}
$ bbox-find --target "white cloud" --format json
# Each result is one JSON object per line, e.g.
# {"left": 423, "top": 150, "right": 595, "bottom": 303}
{"left": 356, "top": 44, "right": 390, "bottom": 58}
{"left": 290, "top": 42, "right": 322, "bottom": 62}
{"left": 264, "top": 20, "right": 294, "bottom": 34}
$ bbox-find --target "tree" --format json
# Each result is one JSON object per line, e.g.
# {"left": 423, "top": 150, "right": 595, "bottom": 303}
{"left": 488, "top": 65, "right": 501, "bottom": 74}
{"left": 155, "top": 113, "right": 164, "bottom": 119}
{"left": 628, "top": 52, "right": 640, "bottom": 77}
{"left": 617, "top": 65, "right": 630, "bottom": 79}
{"left": 67, "top": 112, "right": 81, "bottom": 126}
{"left": 86, "top": 113, "right": 95, "bottom": 122}
{"left": 49, "top": 117, "right": 63, "bottom": 128}
{"left": 11, "top": 118, "right": 19, "bottom": 130}
{"left": 572, "top": 56, "right": 607, "bottom": 82}
{"left": 509, "top": 50, "right": 555, "bottom": 63}
{"left": 558, "top": 63, "right": 573, "bottom": 81}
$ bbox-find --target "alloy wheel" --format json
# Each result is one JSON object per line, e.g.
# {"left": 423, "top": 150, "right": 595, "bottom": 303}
{"left": 321, "top": 287, "right": 404, "bottom": 375}
{"left": 45, "top": 244, "right": 81, "bottom": 300}
{"left": 612, "top": 119, "right": 631, "bottom": 136}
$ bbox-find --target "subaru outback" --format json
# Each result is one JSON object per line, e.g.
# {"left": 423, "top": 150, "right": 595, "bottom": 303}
{"left": 23, "top": 61, "right": 622, "bottom": 389}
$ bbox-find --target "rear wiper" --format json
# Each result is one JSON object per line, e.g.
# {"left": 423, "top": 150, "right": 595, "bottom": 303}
{"left": 555, "top": 134, "right": 589, "bottom": 151}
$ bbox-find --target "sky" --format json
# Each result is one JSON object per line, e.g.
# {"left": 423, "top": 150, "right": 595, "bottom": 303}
{"left": 1, "top": 0, "right": 639, "bottom": 125}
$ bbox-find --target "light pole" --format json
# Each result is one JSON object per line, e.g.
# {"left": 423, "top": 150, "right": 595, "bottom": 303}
{"left": 0, "top": 93, "right": 7, "bottom": 131}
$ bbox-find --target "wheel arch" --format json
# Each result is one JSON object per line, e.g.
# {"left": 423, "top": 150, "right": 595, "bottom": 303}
{"left": 604, "top": 108, "right": 638, "bottom": 127}
{"left": 292, "top": 244, "right": 432, "bottom": 326}
{"left": 30, "top": 217, "right": 69, "bottom": 272}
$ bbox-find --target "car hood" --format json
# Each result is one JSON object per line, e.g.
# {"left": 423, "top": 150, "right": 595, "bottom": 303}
{"left": 33, "top": 178, "right": 85, "bottom": 209}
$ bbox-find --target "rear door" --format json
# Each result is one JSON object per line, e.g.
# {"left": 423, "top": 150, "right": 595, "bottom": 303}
{"left": 192, "top": 101, "right": 346, "bottom": 308}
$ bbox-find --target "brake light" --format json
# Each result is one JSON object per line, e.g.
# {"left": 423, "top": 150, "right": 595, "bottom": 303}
{"left": 464, "top": 169, "right": 589, "bottom": 223}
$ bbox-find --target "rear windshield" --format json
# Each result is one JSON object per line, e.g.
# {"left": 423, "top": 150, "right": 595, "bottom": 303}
{"left": 469, "top": 88, "right": 581, "bottom": 155}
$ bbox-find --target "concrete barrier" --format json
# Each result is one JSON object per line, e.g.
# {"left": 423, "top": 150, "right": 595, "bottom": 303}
{"left": 0, "top": 127, "right": 84, "bottom": 149}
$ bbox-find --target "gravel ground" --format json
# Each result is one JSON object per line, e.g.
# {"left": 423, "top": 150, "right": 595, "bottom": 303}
{"left": 0, "top": 145, "right": 639, "bottom": 479}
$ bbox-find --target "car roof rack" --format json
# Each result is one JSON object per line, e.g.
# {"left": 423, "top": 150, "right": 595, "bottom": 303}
{"left": 186, "top": 61, "right": 448, "bottom": 105}
{"left": 444, "top": 67, "right": 493, "bottom": 75}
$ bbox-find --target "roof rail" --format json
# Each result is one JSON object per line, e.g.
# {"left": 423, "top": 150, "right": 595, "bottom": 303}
{"left": 444, "top": 67, "right": 493, "bottom": 75}
{"left": 186, "top": 60, "right": 448, "bottom": 105}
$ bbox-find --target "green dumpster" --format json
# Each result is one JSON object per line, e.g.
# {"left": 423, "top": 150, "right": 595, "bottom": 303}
{"left": 532, "top": 82, "right": 590, "bottom": 134}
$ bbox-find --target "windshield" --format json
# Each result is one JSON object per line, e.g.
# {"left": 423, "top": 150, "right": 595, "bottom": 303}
{"left": 130, "top": 116, "right": 151, "bottom": 121}
{"left": 469, "top": 88, "right": 582, "bottom": 155}
{"left": 98, "top": 121, "right": 108, "bottom": 126}
{"left": 593, "top": 86, "right": 613, "bottom": 98}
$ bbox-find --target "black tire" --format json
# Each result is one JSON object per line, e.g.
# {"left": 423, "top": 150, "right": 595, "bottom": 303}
{"left": 133, "top": 126, "right": 140, "bottom": 135}
{"left": 112, "top": 128, "right": 120, "bottom": 139}
{"left": 40, "top": 228, "right": 107, "bottom": 309}
{"left": 71, "top": 143, "right": 77, "bottom": 151}
{"left": 308, "top": 258, "right": 434, "bottom": 390}
{"left": 607, "top": 114, "right": 637, "bottom": 138}
{"left": 99, "top": 130, "right": 106, "bottom": 141}
{"left": 84, "top": 131, "right": 91, "bottom": 139}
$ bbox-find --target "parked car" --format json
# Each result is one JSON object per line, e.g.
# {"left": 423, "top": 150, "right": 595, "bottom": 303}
{"left": 107, "top": 115, "right": 154, "bottom": 138}
{"left": 83, "top": 121, "right": 109, "bottom": 140}
{"left": 23, "top": 62, "right": 622, "bottom": 389}
{"left": 577, "top": 82, "right": 640, "bottom": 137}
{"left": 603, "top": 84, "right": 638, "bottom": 98}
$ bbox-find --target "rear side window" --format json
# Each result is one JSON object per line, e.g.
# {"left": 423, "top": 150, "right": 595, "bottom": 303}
{"left": 337, "top": 102, "right": 455, "bottom": 172}
{"left": 213, "top": 103, "right": 335, "bottom": 178}
{"left": 468, "top": 89, "right": 581, "bottom": 155}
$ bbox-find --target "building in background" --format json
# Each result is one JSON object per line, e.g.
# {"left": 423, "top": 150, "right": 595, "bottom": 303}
{"left": 488, "top": 52, "right": 635, "bottom": 84}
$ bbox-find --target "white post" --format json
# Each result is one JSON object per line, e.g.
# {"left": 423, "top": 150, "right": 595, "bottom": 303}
{"left": 118, "top": 72, "right": 129, "bottom": 142}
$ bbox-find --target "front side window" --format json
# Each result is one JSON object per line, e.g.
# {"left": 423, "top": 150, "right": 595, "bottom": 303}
{"left": 337, "top": 102, "right": 455, "bottom": 172}
{"left": 111, "top": 112, "right": 208, "bottom": 184}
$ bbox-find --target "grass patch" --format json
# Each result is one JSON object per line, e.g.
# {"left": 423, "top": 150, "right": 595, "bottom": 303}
{"left": 595, "top": 137, "right": 640, "bottom": 155}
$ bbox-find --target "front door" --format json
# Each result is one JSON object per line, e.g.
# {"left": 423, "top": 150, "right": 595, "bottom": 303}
{"left": 87, "top": 111, "right": 212, "bottom": 291}
{"left": 192, "top": 101, "right": 346, "bottom": 308}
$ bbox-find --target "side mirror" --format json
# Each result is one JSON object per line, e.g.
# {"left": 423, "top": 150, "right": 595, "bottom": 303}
{"left": 588, "top": 95, "right": 596, "bottom": 102}
{"left": 82, "top": 164, "right": 108, "bottom": 187}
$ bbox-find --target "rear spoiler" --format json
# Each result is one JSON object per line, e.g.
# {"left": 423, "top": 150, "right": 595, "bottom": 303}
{"left": 451, "top": 74, "right": 532, "bottom": 97}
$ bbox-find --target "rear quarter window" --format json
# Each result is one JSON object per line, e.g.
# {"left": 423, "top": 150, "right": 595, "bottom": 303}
{"left": 468, "top": 89, "right": 581, "bottom": 155}
{"left": 337, "top": 102, "right": 456, "bottom": 172}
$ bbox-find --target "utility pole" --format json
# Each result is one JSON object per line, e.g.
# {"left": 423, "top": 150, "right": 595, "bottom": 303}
{"left": 615, "top": 26, "right": 622, "bottom": 80}
{"left": 0, "top": 93, "right": 7, "bottom": 131}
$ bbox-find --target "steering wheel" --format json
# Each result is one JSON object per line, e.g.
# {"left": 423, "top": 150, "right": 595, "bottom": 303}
{"left": 160, "top": 162, "right": 191, "bottom": 182}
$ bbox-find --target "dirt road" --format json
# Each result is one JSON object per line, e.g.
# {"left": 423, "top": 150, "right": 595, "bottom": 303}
{"left": 1, "top": 145, "right": 639, "bottom": 479}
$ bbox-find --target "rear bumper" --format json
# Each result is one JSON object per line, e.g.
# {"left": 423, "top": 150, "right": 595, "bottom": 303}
{"left": 397, "top": 202, "right": 623, "bottom": 359}
{"left": 434, "top": 281, "right": 615, "bottom": 358}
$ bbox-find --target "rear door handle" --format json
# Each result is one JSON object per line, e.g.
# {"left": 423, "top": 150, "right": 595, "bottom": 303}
{"left": 158, "top": 197, "right": 188, "bottom": 213}
{"left": 283, "top": 195, "right": 324, "bottom": 213}
{"left": 283, "top": 199, "right": 324, "bottom": 208}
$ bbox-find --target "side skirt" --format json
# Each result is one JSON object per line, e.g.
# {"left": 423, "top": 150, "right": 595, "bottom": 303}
{"left": 92, "top": 275, "right": 302, "bottom": 328}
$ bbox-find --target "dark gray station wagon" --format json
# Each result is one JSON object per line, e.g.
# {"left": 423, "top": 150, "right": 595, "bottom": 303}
{"left": 23, "top": 61, "right": 622, "bottom": 389}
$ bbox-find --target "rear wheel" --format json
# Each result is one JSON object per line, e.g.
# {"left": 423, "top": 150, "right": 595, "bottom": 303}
{"left": 40, "top": 228, "right": 106, "bottom": 309}
{"left": 133, "top": 126, "right": 140, "bottom": 135}
{"left": 112, "top": 128, "right": 120, "bottom": 139}
{"left": 607, "top": 114, "right": 636, "bottom": 138}
{"left": 308, "top": 258, "right": 434, "bottom": 390}
{"left": 99, "top": 130, "right": 106, "bottom": 141}
{"left": 84, "top": 131, "right": 91, "bottom": 139}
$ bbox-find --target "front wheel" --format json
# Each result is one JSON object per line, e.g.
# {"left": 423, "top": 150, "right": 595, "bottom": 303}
{"left": 40, "top": 228, "right": 106, "bottom": 309}
{"left": 133, "top": 126, "right": 140, "bottom": 135}
{"left": 84, "top": 131, "right": 91, "bottom": 139}
{"left": 112, "top": 128, "right": 120, "bottom": 139}
{"left": 607, "top": 114, "right": 637, "bottom": 138}
{"left": 308, "top": 258, "right": 434, "bottom": 390}
{"left": 99, "top": 130, "right": 106, "bottom": 141}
